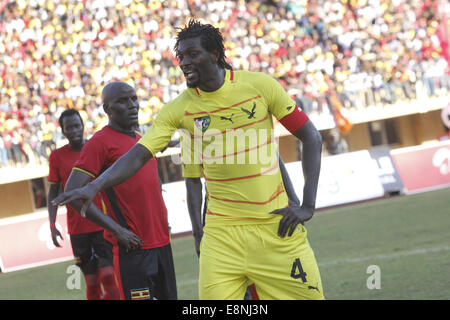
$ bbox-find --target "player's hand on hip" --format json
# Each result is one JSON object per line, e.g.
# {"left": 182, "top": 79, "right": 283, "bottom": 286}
{"left": 113, "top": 227, "right": 143, "bottom": 253}
{"left": 269, "top": 205, "right": 314, "bottom": 238}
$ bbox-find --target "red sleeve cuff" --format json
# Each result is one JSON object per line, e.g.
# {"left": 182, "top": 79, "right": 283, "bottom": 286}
{"left": 279, "top": 105, "right": 309, "bottom": 134}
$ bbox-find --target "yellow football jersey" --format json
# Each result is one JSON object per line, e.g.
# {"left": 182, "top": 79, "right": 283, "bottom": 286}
{"left": 138, "top": 69, "right": 299, "bottom": 225}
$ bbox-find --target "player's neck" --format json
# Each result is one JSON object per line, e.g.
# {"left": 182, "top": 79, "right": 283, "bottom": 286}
{"left": 108, "top": 124, "right": 136, "bottom": 137}
{"left": 198, "top": 67, "right": 225, "bottom": 92}
{"left": 69, "top": 140, "right": 84, "bottom": 152}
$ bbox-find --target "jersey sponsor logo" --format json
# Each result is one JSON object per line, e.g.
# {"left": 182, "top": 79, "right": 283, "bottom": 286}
{"left": 130, "top": 287, "right": 151, "bottom": 300}
{"left": 241, "top": 102, "right": 256, "bottom": 119}
{"left": 194, "top": 116, "right": 211, "bottom": 133}
{"left": 308, "top": 283, "right": 320, "bottom": 293}
{"left": 220, "top": 114, "right": 234, "bottom": 123}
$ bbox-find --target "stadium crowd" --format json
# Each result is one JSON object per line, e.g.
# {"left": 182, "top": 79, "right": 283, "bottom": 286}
{"left": 0, "top": 0, "right": 449, "bottom": 168}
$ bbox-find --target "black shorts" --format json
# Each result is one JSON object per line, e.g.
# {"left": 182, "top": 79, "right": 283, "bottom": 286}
{"left": 70, "top": 230, "right": 113, "bottom": 274}
{"left": 117, "top": 243, "right": 177, "bottom": 300}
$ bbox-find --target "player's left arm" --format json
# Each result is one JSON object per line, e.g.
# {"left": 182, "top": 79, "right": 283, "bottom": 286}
{"left": 279, "top": 106, "right": 323, "bottom": 212}
{"left": 278, "top": 155, "right": 300, "bottom": 206}
{"left": 292, "top": 119, "right": 322, "bottom": 212}
{"left": 270, "top": 119, "right": 322, "bottom": 237}
{"left": 258, "top": 73, "right": 322, "bottom": 237}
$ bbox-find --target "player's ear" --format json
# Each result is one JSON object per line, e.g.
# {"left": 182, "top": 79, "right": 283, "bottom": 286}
{"left": 210, "top": 49, "right": 219, "bottom": 64}
{"left": 103, "top": 103, "right": 109, "bottom": 114}
{"left": 78, "top": 115, "right": 85, "bottom": 131}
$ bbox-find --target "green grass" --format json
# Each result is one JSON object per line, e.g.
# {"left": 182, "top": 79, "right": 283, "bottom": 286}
{"left": 0, "top": 237, "right": 199, "bottom": 300}
{"left": 308, "top": 188, "right": 450, "bottom": 300}
{"left": 1, "top": 188, "right": 449, "bottom": 300}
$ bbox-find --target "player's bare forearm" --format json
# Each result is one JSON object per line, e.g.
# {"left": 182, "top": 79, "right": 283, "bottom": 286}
{"left": 64, "top": 170, "right": 119, "bottom": 230}
{"left": 48, "top": 183, "right": 64, "bottom": 246}
{"left": 64, "top": 170, "right": 142, "bottom": 250}
{"left": 293, "top": 120, "right": 322, "bottom": 214}
{"left": 52, "top": 145, "right": 153, "bottom": 212}
{"left": 278, "top": 156, "right": 300, "bottom": 206}
{"left": 90, "top": 144, "right": 153, "bottom": 193}
{"left": 68, "top": 198, "right": 112, "bottom": 229}
{"left": 47, "top": 183, "right": 60, "bottom": 224}
{"left": 67, "top": 197, "right": 141, "bottom": 250}
{"left": 185, "top": 177, "right": 204, "bottom": 255}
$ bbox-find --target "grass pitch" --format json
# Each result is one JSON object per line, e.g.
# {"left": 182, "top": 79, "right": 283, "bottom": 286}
{"left": 1, "top": 188, "right": 449, "bottom": 300}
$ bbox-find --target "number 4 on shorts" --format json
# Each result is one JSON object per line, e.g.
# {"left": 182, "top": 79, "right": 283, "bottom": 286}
{"left": 291, "top": 258, "right": 307, "bottom": 282}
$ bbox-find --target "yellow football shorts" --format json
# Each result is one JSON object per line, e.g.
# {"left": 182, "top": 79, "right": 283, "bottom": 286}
{"left": 199, "top": 222, "right": 324, "bottom": 300}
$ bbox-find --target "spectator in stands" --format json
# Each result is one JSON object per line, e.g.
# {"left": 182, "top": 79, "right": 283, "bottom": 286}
{"left": 0, "top": 0, "right": 448, "bottom": 169}
{"left": 325, "top": 128, "right": 348, "bottom": 155}
{"left": 0, "top": 134, "right": 8, "bottom": 167}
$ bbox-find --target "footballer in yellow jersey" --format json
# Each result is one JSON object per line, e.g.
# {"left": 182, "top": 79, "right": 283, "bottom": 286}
{"left": 139, "top": 68, "right": 304, "bottom": 226}
{"left": 52, "top": 20, "right": 324, "bottom": 300}
{"left": 138, "top": 66, "right": 323, "bottom": 299}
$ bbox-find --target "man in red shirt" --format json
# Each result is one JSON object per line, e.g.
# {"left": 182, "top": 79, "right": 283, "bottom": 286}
{"left": 60, "top": 82, "right": 177, "bottom": 300}
{"left": 47, "top": 109, "right": 120, "bottom": 300}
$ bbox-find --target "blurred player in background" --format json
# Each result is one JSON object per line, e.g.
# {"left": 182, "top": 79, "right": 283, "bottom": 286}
{"left": 53, "top": 20, "right": 324, "bottom": 300}
{"left": 47, "top": 109, "right": 120, "bottom": 300}
{"left": 57, "top": 82, "right": 177, "bottom": 300}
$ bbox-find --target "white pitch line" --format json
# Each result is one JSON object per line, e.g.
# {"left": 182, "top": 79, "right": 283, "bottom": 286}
{"left": 178, "top": 278, "right": 198, "bottom": 286}
{"left": 318, "top": 245, "right": 450, "bottom": 267}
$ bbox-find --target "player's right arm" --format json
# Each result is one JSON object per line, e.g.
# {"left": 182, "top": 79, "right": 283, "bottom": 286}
{"left": 47, "top": 150, "right": 64, "bottom": 247}
{"left": 185, "top": 177, "right": 204, "bottom": 256}
{"left": 53, "top": 144, "right": 152, "bottom": 216}
{"left": 52, "top": 101, "right": 179, "bottom": 214}
{"left": 47, "top": 182, "right": 64, "bottom": 247}
{"left": 63, "top": 168, "right": 144, "bottom": 251}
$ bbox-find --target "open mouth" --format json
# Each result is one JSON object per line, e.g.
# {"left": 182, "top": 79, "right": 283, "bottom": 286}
{"left": 69, "top": 135, "right": 82, "bottom": 142}
{"left": 184, "top": 70, "right": 197, "bottom": 82}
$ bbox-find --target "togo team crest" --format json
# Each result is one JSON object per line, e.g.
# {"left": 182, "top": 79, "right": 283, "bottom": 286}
{"left": 194, "top": 115, "right": 211, "bottom": 133}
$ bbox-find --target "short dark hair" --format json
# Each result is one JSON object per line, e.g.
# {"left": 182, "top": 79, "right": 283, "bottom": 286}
{"left": 59, "top": 109, "right": 83, "bottom": 129}
{"left": 174, "top": 19, "right": 231, "bottom": 69}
